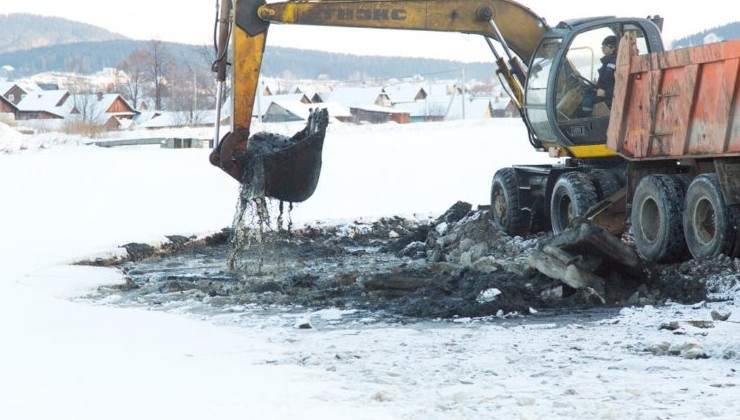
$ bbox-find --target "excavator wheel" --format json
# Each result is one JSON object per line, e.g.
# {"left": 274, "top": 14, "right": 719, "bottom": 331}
{"left": 631, "top": 174, "right": 688, "bottom": 263}
{"left": 491, "top": 167, "right": 530, "bottom": 237}
{"left": 550, "top": 171, "right": 598, "bottom": 234}
{"left": 683, "top": 174, "right": 737, "bottom": 259}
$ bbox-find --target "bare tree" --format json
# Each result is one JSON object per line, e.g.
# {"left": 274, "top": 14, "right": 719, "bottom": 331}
{"left": 147, "top": 40, "right": 175, "bottom": 110}
{"left": 65, "top": 81, "right": 107, "bottom": 137}
{"left": 196, "top": 44, "right": 221, "bottom": 109}
{"left": 168, "top": 48, "right": 217, "bottom": 125}
{"left": 118, "top": 48, "right": 151, "bottom": 110}
{"left": 169, "top": 64, "right": 201, "bottom": 125}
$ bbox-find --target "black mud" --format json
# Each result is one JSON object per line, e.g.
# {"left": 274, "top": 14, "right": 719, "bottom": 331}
{"left": 80, "top": 201, "right": 738, "bottom": 322}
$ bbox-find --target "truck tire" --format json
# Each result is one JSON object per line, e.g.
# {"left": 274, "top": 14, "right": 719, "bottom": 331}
{"left": 683, "top": 174, "right": 736, "bottom": 259}
{"left": 491, "top": 168, "right": 529, "bottom": 237}
{"left": 588, "top": 169, "right": 622, "bottom": 200}
{"left": 550, "top": 171, "right": 598, "bottom": 234}
{"left": 631, "top": 174, "right": 687, "bottom": 263}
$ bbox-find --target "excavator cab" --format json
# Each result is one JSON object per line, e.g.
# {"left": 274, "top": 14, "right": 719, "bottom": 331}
{"left": 524, "top": 18, "right": 664, "bottom": 157}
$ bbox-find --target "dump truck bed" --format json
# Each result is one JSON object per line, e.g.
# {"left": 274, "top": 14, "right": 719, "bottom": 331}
{"left": 607, "top": 37, "right": 740, "bottom": 160}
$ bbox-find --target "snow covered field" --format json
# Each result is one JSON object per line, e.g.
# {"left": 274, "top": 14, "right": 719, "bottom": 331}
{"left": 1, "top": 119, "right": 739, "bottom": 419}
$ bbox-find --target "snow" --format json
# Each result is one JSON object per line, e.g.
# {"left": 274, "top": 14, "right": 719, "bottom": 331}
{"left": 1, "top": 119, "right": 739, "bottom": 419}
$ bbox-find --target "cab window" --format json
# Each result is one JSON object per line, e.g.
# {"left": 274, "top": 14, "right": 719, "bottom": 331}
{"left": 524, "top": 38, "right": 562, "bottom": 142}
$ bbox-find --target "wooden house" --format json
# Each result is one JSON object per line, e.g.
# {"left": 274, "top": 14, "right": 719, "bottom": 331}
{"left": 71, "top": 93, "right": 138, "bottom": 130}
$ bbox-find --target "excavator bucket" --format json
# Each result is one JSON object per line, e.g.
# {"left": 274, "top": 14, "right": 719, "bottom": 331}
{"left": 213, "top": 108, "right": 329, "bottom": 203}
{"left": 256, "top": 108, "right": 329, "bottom": 202}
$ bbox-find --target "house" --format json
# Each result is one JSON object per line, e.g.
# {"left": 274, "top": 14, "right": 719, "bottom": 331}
{"left": 16, "top": 89, "right": 77, "bottom": 121}
{"left": 262, "top": 100, "right": 307, "bottom": 123}
{"left": 254, "top": 93, "right": 311, "bottom": 120}
{"left": 491, "top": 96, "right": 518, "bottom": 118}
{"left": 0, "top": 81, "right": 40, "bottom": 106}
{"left": 350, "top": 105, "right": 410, "bottom": 124}
{"left": 71, "top": 93, "right": 138, "bottom": 130}
{"left": 0, "top": 82, "right": 78, "bottom": 130}
{"left": 0, "top": 94, "right": 17, "bottom": 116}
{"left": 317, "top": 102, "right": 353, "bottom": 122}
{"left": 384, "top": 84, "right": 428, "bottom": 105}
{"left": 394, "top": 99, "right": 447, "bottom": 122}
{"left": 325, "top": 86, "right": 391, "bottom": 108}
{"left": 262, "top": 100, "right": 351, "bottom": 123}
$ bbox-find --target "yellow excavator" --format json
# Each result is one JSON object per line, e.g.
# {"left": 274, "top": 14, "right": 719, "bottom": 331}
{"left": 210, "top": 0, "right": 740, "bottom": 264}
{"left": 210, "top": 0, "right": 665, "bottom": 215}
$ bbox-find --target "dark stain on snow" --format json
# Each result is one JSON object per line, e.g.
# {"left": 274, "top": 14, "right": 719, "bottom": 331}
{"left": 80, "top": 201, "right": 737, "bottom": 321}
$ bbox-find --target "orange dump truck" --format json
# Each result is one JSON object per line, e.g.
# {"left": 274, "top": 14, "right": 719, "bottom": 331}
{"left": 605, "top": 35, "right": 740, "bottom": 262}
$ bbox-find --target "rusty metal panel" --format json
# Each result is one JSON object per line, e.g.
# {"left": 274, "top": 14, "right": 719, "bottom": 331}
{"left": 715, "top": 159, "right": 740, "bottom": 205}
{"left": 608, "top": 37, "right": 740, "bottom": 161}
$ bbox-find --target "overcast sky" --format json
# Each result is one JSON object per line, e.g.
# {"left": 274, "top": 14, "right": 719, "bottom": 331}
{"left": 1, "top": 1, "right": 734, "bottom": 61}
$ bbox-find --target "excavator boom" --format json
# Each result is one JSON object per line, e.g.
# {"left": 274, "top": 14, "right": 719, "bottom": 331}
{"left": 257, "top": 0, "right": 546, "bottom": 63}
{"left": 211, "top": 0, "right": 548, "bottom": 202}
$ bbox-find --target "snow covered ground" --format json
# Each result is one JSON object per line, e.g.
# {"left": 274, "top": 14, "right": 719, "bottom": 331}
{"left": 1, "top": 119, "right": 739, "bottom": 419}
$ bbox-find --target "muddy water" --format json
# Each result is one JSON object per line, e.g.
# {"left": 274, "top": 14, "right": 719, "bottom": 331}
{"left": 88, "top": 230, "right": 618, "bottom": 320}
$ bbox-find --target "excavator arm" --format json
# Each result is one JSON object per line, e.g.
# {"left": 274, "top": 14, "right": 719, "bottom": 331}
{"left": 211, "top": 0, "right": 548, "bottom": 201}
{"left": 256, "top": 0, "right": 545, "bottom": 63}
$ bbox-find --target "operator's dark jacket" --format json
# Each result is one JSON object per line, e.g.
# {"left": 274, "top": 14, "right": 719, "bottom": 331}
{"left": 597, "top": 52, "right": 617, "bottom": 106}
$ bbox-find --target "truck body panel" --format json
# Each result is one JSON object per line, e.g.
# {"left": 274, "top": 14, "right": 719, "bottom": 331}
{"left": 608, "top": 38, "right": 740, "bottom": 160}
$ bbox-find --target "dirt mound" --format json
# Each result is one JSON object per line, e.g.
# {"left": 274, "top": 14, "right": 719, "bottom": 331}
{"left": 86, "top": 201, "right": 737, "bottom": 320}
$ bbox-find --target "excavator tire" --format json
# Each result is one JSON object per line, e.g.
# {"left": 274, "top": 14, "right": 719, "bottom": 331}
{"left": 491, "top": 167, "right": 530, "bottom": 237}
{"left": 550, "top": 171, "right": 598, "bottom": 234}
{"left": 631, "top": 174, "right": 687, "bottom": 263}
{"left": 683, "top": 174, "right": 737, "bottom": 259}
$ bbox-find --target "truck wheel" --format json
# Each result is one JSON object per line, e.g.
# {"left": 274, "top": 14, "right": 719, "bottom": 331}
{"left": 588, "top": 169, "right": 622, "bottom": 200}
{"left": 550, "top": 171, "right": 598, "bottom": 233}
{"left": 683, "top": 174, "right": 736, "bottom": 259}
{"left": 491, "top": 168, "right": 529, "bottom": 237}
{"left": 631, "top": 175, "right": 687, "bottom": 263}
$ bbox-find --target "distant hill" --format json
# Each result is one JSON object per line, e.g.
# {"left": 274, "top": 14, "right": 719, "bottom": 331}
{"left": 0, "top": 13, "right": 128, "bottom": 54}
{"left": 0, "top": 39, "right": 494, "bottom": 81}
{"left": 671, "top": 21, "right": 739, "bottom": 49}
{"left": 0, "top": 40, "right": 208, "bottom": 75}
{"left": 3, "top": 14, "right": 736, "bottom": 82}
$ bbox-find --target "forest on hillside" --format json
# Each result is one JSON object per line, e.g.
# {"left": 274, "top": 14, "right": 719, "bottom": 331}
{"left": 0, "top": 40, "right": 496, "bottom": 82}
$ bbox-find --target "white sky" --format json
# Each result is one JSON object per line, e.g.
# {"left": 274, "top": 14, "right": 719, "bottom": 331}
{"left": 1, "top": 1, "right": 736, "bottom": 62}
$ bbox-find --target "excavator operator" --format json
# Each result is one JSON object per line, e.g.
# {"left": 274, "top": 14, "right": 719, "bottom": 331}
{"left": 580, "top": 35, "right": 618, "bottom": 116}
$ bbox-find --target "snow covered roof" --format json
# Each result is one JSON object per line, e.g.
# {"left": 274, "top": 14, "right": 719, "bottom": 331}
{"left": 384, "top": 84, "right": 426, "bottom": 104}
{"left": 265, "top": 100, "right": 310, "bottom": 121}
{"left": 350, "top": 104, "right": 407, "bottom": 114}
{"left": 265, "top": 100, "right": 351, "bottom": 122}
{"left": 394, "top": 96, "right": 493, "bottom": 119}
{"left": 326, "top": 87, "right": 387, "bottom": 107}
{"left": 16, "top": 90, "right": 75, "bottom": 118}
{"left": 423, "top": 83, "right": 461, "bottom": 97}
{"left": 445, "top": 97, "right": 493, "bottom": 120}
{"left": 491, "top": 96, "right": 514, "bottom": 111}
{"left": 136, "top": 109, "right": 226, "bottom": 129}
{"left": 314, "top": 101, "right": 352, "bottom": 118}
